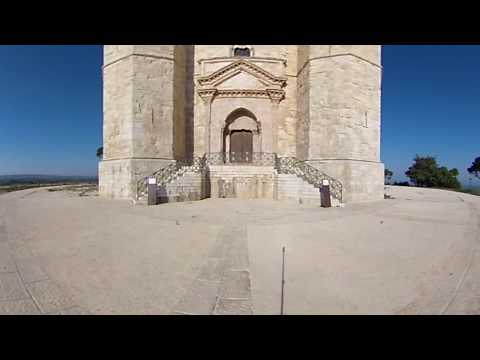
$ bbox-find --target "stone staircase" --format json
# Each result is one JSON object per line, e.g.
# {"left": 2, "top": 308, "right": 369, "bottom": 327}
{"left": 274, "top": 157, "right": 343, "bottom": 205}
{"left": 157, "top": 171, "right": 204, "bottom": 203}
{"left": 136, "top": 154, "right": 343, "bottom": 206}
{"left": 136, "top": 157, "right": 207, "bottom": 204}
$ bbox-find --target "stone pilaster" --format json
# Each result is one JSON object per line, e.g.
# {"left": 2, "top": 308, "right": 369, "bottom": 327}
{"left": 198, "top": 89, "right": 217, "bottom": 155}
{"left": 267, "top": 89, "right": 284, "bottom": 155}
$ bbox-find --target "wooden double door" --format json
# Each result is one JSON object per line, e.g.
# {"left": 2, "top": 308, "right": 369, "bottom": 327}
{"left": 230, "top": 130, "right": 253, "bottom": 163}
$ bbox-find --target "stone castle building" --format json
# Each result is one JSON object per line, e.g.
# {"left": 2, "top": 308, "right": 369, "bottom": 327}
{"left": 99, "top": 45, "right": 384, "bottom": 204}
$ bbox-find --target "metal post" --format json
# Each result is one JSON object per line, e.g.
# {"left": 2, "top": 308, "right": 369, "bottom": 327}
{"left": 147, "top": 177, "right": 157, "bottom": 206}
{"left": 321, "top": 180, "right": 332, "bottom": 208}
{"left": 281, "top": 246, "right": 286, "bottom": 315}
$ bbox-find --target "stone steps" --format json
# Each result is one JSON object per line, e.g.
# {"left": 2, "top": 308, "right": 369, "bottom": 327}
{"left": 140, "top": 163, "right": 341, "bottom": 206}
{"left": 277, "top": 174, "right": 341, "bottom": 206}
{"left": 277, "top": 174, "right": 319, "bottom": 202}
{"left": 157, "top": 171, "right": 204, "bottom": 202}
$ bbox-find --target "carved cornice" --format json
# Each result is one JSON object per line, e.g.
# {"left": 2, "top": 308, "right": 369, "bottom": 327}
{"left": 266, "top": 89, "right": 284, "bottom": 103}
{"left": 197, "top": 88, "right": 218, "bottom": 103}
{"left": 198, "top": 88, "right": 285, "bottom": 103}
{"left": 197, "top": 56, "right": 287, "bottom": 66}
{"left": 198, "top": 59, "right": 287, "bottom": 88}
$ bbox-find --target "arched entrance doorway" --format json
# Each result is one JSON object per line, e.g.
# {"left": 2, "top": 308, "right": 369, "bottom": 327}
{"left": 223, "top": 108, "right": 260, "bottom": 163}
{"left": 230, "top": 130, "right": 253, "bottom": 163}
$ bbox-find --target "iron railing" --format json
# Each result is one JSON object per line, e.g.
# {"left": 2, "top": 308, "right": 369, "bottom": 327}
{"left": 136, "top": 153, "right": 343, "bottom": 203}
{"left": 206, "top": 152, "right": 276, "bottom": 166}
{"left": 274, "top": 157, "right": 343, "bottom": 202}
{"left": 136, "top": 156, "right": 207, "bottom": 200}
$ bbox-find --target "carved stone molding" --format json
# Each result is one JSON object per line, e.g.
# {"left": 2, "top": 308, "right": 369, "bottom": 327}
{"left": 197, "top": 89, "right": 217, "bottom": 103}
{"left": 198, "top": 59, "right": 287, "bottom": 88}
{"left": 198, "top": 88, "right": 285, "bottom": 103}
{"left": 266, "top": 89, "right": 285, "bottom": 104}
{"left": 197, "top": 59, "right": 287, "bottom": 104}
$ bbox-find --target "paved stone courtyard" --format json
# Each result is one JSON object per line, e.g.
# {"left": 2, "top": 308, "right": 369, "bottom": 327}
{"left": 1, "top": 185, "right": 480, "bottom": 314}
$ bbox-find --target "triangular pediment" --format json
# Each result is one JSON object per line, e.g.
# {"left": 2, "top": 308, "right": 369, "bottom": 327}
{"left": 217, "top": 70, "right": 268, "bottom": 90}
{"left": 198, "top": 59, "right": 287, "bottom": 89}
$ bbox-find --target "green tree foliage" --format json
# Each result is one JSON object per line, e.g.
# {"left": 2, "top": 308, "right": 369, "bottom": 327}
{"left": 384, "top": 168, "right": 393, "bottom": 184}
{"left": 405, "top": 155, "right": 460, "bottom": 189}
{"left": 467, "top": 157, "right": 480, "bottom": 179}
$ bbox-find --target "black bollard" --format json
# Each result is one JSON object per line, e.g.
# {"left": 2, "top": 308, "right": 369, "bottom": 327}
{"left": 147, "top": 178, "right": 158, "bottom": 206}
{"left": 320, "top": 180, "right": 332, "bottom": 208}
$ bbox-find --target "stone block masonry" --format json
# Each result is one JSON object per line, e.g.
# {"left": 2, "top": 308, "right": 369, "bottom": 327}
{"left": 100, "top": 46, "right": 384, "bottom": 203}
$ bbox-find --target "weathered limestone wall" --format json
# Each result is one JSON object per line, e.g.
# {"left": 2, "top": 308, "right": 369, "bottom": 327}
{"left": 102, "top": 47, "right": 134, "bottom": 160}
{"left": 131, "top": 46, "right": 175, "bottom": 159}
{"left": 99, "top": 158, "right": 174, "bottom": 200}
{"left": 308, "top": 160, "right": 384, "bottom": 203}
{"left": 99, "top": 45, "right": 186, "bottom": 199}
{"left": 296, "top": 45, "right": 310, "bottom": 161}
{"left": 303, "top": 45, "right": 384, "bottom": 202}
{"left": 307, "top": 47, "right": 381, "bottom": 161}
{"left": 185, "top": 46, "right": 195, "bottom": 161}
{"left": 193, "top": 46, "right": 207, "bottom": 156}
{"left": 173, "top": 46, "right": 187, "bottom": 161}
{"left": 208, "top": 166, "right": 276, "bottom": 200}
{"left": 276, "top": 173, "right": 340, "bottom": 206}
{"left": 278, "top": 46, "right": 298, "bottom": 157}
{"left": 193, "top": 45, "right": 296, "bottom": 158}
{"left": 101, "top": 45, "right": 384, "bottom": 203}
{"left": 157, "top": 171, "right": 204, "bottom": 203}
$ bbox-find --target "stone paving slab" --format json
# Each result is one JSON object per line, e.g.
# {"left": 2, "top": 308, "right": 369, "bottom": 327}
{"left": 0, "top": 243, "right": 16, "bottom": 273}
{"left": 197, "top": 258, "right": 226, "bottom": 283}
{"left": 0, "top": 272, "right": 29, "bottom": 301}
{"left": 173, "top": 280, "right": 219, "bottom": 315}
{"left": 0, "top": 225, "right": 6, "bottom": 242}
{"left": 8, "top": 243, "right": 35, "bottom": 260}
{"left": 209, "top": 229, "right": 237, "bottom": 259}
{"left": 225, "top": 240, "right": 249, "bottom": 270}
{"left": 213, "top": 298, "right": 253, "bottom": 315}
{"left": 51, "top": 306, "right": 91, "bottom": 315}
{"left": 218, "top": 270, "right": 251, "bottom": 299}
{"left": 26, "top": 280, "right": 76, "bottom": 314}
{"left": 0, "top": 299, "right": 40, "bottom": 315}
{"left": 3, "top": 186, "right": 477, "bottom": 314}
{"left": 16, "top": 258, "right": 49, "bottom": 284}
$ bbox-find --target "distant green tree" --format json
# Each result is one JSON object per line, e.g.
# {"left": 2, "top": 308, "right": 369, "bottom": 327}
{"left": 405, "top": 155, "right": 460, "bottom": 189}
{"left": 96, "top": 147, "right": 103, "bottom": 160}
{"left": 467, "top": 157, "right": 480, "bottom": 180}
{"left": 384, "top": 168, "right": 393, "bottom": 184}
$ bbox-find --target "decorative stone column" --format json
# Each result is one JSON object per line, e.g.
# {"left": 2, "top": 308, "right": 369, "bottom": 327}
{"left": 267, "top": 89, "right": 284, "bottom": 155}
{"left": 198, "top": 89, "right": 217, "bottom": 157}
{"left": 225, "top": 130, "right": 230, "bottom": 163}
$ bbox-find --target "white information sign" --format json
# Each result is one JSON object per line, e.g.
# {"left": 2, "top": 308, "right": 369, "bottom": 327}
{"left": 148, "top": 178, "right": 157, "bottom": 185}
{"left": 322, "top": 180, "right": 330, "bottom": 186}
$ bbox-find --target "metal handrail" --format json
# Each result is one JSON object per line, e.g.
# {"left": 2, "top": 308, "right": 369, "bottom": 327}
{"left": 137, "top": 153, "right": 343, "bottom": 203}
{"left": 206, "top": 152, "right": 276, "bottom": 166}
{"left": 136, "top": 156, "right": 207, "bottom": 200}
{"left": 274, "top": 156, "right": 343, "bottom": 202}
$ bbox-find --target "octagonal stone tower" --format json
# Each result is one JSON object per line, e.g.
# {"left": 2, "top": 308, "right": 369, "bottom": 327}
{"left": 99, "top": 45, "right": 384, "bottom": 203}
{"left": 297, "top": 45, "right": 384, "bottom": 202}
{"left": 99, "top": 45, "right": 189, "bottom": 199}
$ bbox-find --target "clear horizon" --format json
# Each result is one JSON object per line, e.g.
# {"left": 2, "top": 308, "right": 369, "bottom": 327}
{"left": 0, "top": 45, "right": 479, "bottom": 187}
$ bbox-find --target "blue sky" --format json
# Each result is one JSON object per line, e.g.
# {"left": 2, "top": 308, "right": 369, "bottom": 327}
{"left": 0, "top": 45, "right": 478, "bottom": 186}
